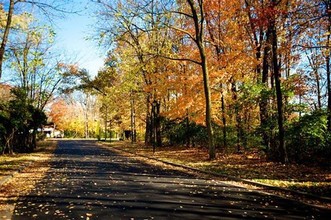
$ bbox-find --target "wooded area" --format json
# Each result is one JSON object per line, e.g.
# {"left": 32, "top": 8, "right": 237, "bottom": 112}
{"left": 90, "top": 0, "right": 331, "bottom": 164}
{"left": 1, "top": 0, "right": 331, "bottom": 165}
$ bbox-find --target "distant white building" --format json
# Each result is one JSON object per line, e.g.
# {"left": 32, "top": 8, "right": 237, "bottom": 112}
{"left": 42, "top": 124, "right": 64, "bottom": 138}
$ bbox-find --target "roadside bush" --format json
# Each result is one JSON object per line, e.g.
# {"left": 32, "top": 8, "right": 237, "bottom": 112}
{"left": 162, "top": 119, "right": 208, "bottom": 147}
{"left": 286, "top": 110, "right": 329, "bottom": 165}
{"left": 0, "top": 88, "right": 48, "bottom": 153}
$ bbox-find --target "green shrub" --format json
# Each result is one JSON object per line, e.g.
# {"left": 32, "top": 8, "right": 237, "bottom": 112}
{"left": 286, "top": 110, "right": 329, "bottom": 164}
{"left": 162, "top": 119, "right": 208, "bottom": 147}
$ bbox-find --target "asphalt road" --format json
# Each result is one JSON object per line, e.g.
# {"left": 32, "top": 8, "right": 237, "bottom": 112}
{"left": 11, "top": 140, "right": 331, "bottom": 219}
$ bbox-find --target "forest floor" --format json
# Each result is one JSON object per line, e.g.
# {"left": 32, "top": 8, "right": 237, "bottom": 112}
{"left": 102, "top": 141, "right": 331, "bottom": 208}
{"left": 0, "top": 141, "right": 57, "bottom": 180}
{"left": 0, "top": 140, "right": 57, "bottom": 216}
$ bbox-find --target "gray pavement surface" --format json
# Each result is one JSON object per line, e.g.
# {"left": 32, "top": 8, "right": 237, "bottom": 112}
{"left": 10, "top": 140, "right": 331, "bottom": 219}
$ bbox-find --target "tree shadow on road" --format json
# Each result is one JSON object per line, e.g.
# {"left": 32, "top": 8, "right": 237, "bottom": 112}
{"left": 11, "top": 140, "right": 331, "bottom": 219}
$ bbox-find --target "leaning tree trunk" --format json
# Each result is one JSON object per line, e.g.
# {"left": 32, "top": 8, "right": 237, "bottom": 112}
{"left": 0, "top": 0, "right": 14, "bottom": 79}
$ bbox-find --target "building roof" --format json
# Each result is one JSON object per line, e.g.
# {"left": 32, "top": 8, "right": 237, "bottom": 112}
{"left": 0, "top": 83, "right": 13, "bottom": 102}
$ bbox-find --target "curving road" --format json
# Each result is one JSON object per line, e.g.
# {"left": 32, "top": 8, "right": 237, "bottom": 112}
{"left": 11, "top": 140, "right": 331, "bottom": 219}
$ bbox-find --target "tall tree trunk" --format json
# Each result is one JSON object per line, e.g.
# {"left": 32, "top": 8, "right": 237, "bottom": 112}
{"left": 326, "top": 2, "right": 331, "bottom": 132}
{"left": 155, "top": 101, "right": 162, "bottom": 147}
{"left": 260, "top": 27, "right": 271, "bottom": 152}
{"left": 206, "top": 0, "right": 225, "bottom": 151}
{"left": 32, "top": 128, "right": 37, "bottom": 151}
{"left": 307, "top": 53, "right": 322, "bottom": 109}
{"left": 104, "top": 105, "right": 108, "bottom": 141}
{"left": 201, "top": 48, "right": 215, "bottom": 159}
{"left": 150, "top": 99, "right": 162, "bottom": 150}
{"left": 231, "top": 80, "right": 242, "bottom": 153}
{"left": 245, "top": 0, "right": 271, "bottom": 151}
{"left": 187, "top": 0, "right": 215, "bottom": 159}
{"left": 220, "top": 85, "right": 227, "bottom": 149}
{"left": 151, "top": 100, "right": 156, "bottom": 152}
{"left": 327, "top": 53, "right": 331, "bottom": 131}
{"left": 186, "top": 109, "right": 190, "bottom": 147}
{"left": 315, "top": 68, "right": 322, "bottom": 110}
{"left": 0, "top": 0, "right": 14, "bottom": 79}
{"left": 130, "top": 90, "right": 137, "bottom": 143}
{"left": 145, "top": 94, "right": 153, "bottom": 145}
{"left": 270, "top": 10, "right": 288, "bottom": 163}
{"left": 85, "top": 109, "right": 89, "bottom": 139}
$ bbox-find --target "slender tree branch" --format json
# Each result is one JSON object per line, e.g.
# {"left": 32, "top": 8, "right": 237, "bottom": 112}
{"left": 168, "top": 10, "right": 193, "bottom": 19}
{"left": 156, "top": 54, "right": 201, "bottom": 65}
{"left": 167, "top": 25, "right": 196, "bottom": 43}
{"left": 293, "top": 44, "right": 331, "bottom": 49}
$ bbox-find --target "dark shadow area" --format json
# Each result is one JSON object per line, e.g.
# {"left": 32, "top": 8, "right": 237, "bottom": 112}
{"left": 10, "top": 140, "right": 331, "bottom": 219}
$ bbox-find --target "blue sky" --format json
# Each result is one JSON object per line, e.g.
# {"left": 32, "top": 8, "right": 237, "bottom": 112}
{"left": 0, "top": 0, "right": 104, "bottom": 83}
{"left": 53, "top": 1, "right": 105, "bottom": 77}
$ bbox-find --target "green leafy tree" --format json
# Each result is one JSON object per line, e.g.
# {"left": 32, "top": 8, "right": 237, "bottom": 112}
{"left": 0, "top": 0, "right": 74, "bottom": 79}
{"left": 0, "top": 88, "right": 45, "bottom": 153}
